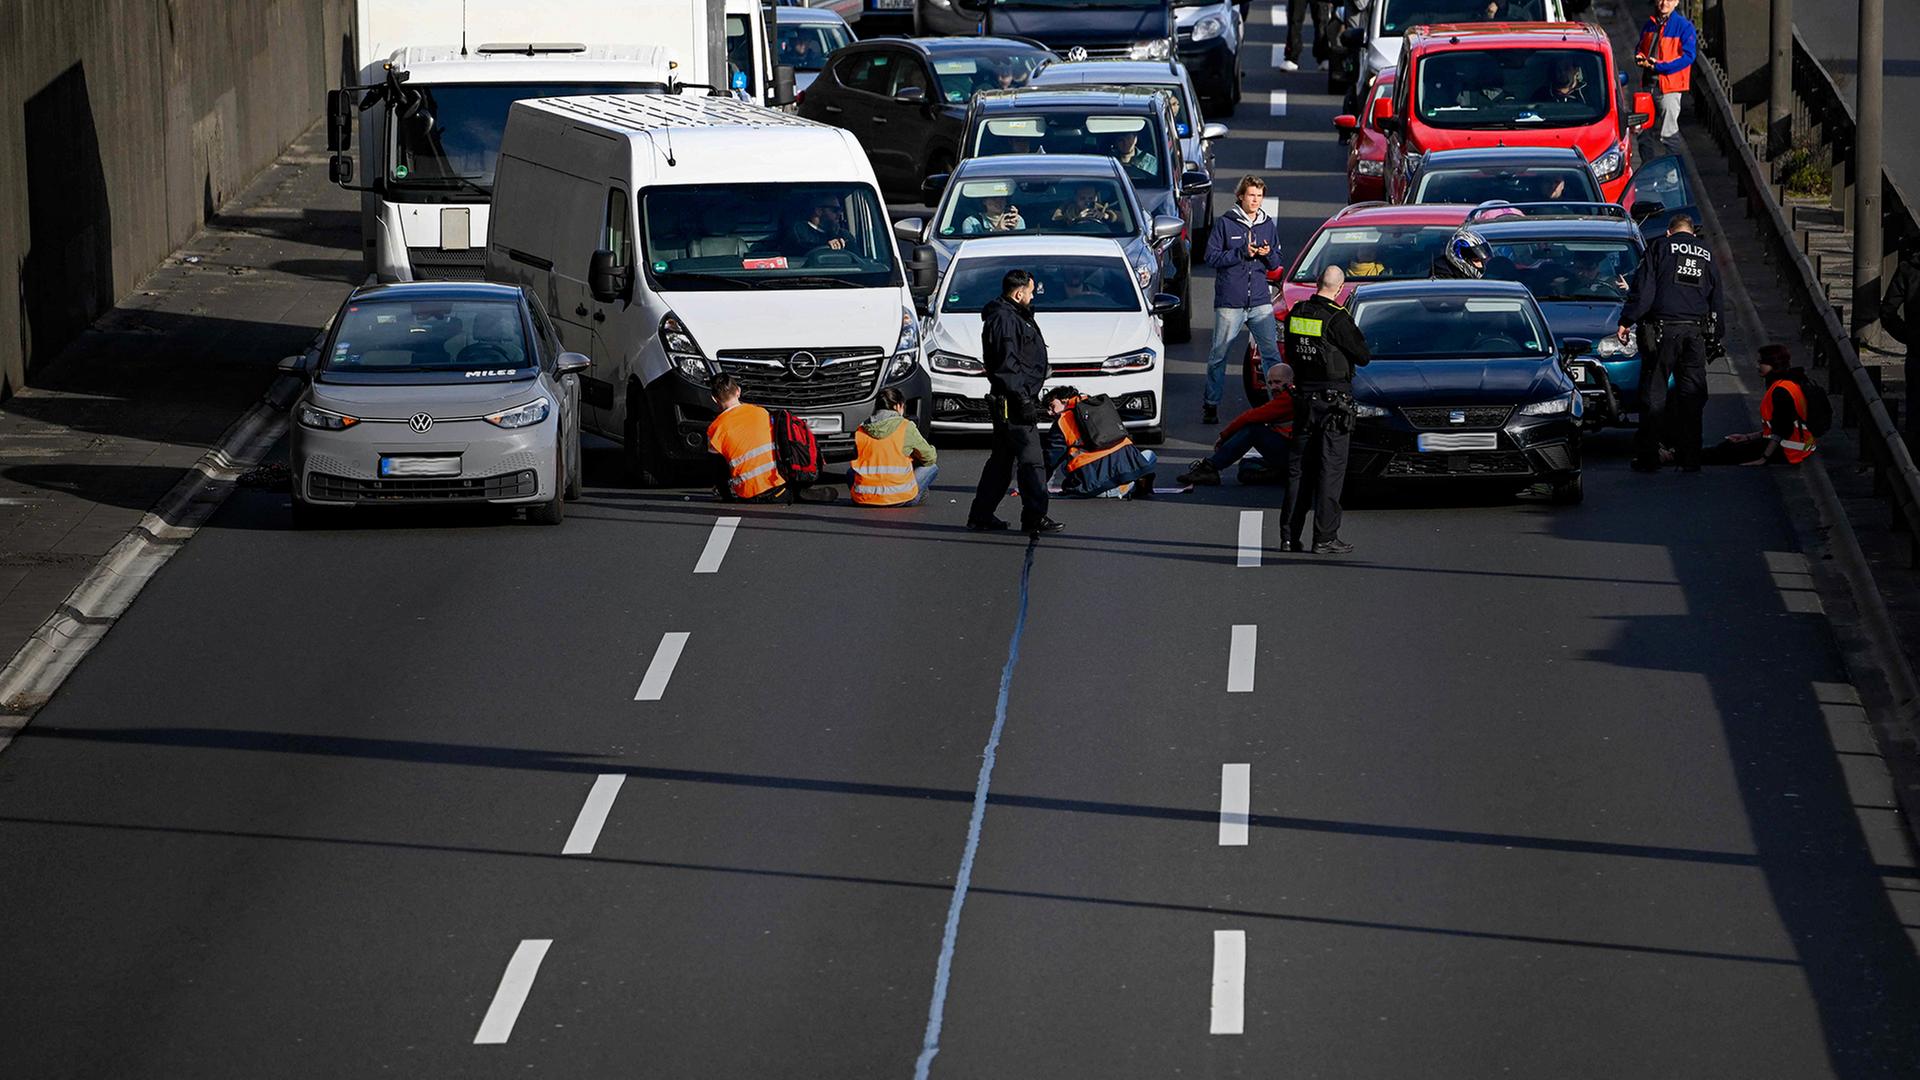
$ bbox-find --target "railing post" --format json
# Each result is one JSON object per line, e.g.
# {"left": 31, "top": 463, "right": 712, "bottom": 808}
{"left": 1768, "top": 0, "right": 1792, "bottom": 156}
{"left": 1852, "top": 0, "right": 1884, "bottom": 344}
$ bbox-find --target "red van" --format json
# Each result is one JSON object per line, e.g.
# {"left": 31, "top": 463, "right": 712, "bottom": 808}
{"left": 1376, "top": 23, "right": 1654, "bottom": 205}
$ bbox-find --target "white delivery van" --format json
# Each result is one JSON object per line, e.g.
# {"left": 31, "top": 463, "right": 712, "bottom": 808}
{"left": 485, "top": 94, "right": 935, "bottom": 482}
{"left": 327, "top": 0, "right": 791, "bottom": 283}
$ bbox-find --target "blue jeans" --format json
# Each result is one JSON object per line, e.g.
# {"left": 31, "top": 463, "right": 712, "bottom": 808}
{"left": 1094, "top": 449, "right": 1156, "bottom": 498}
{"left": 1205, "top": 426, "right": 1290, "bottom": 473}
{"left": 1206, "top": 304, "right": 1280, "bottom": 408}
{"left": 907, "top": 463, "right": 938, "bottom": 506}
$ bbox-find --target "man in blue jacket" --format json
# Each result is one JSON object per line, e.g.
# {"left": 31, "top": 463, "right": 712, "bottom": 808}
{"left": 1636, "top": 0, "right": 1697, "bottom": 152}
{"left": 1203, "top": 175, "right": 1286, "bottom": 424}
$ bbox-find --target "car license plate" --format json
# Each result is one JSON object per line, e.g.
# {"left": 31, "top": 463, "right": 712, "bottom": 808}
{"left": 873, "top": 0, "right": 912, "bottom": 9}
{"left": 379, "top": 455, "right": 462, "bottom": 478}
{"left": 1415, "top": 432, "right": 1498, "bottom": 452}
{"left": 1569, "top": 366, "right": 1588, "bottom": 383}
{"left": 802, "top": 415, "right": 843, "bottom": 434}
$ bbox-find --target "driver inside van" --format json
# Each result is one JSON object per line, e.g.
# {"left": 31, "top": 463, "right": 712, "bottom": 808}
{"left": 1531, "top": 59, "right": 1588, "bottom": 106}
{"left": 788, "top": 197, "right": 852, "bottom": 254}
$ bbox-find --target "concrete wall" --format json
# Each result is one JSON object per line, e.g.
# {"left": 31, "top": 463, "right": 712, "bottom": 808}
{"left": 0, "top": 0, "right": 355, "bottom": 397}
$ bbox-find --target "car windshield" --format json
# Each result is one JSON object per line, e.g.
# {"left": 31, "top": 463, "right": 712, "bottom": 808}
{"left": 1353, "top": 294, "right": 1553, "bottom": 359}
{"left": 1380, "top": 0, "right": 1553, "bottom": 35}
{"left": 1483, "top": 238, "right": 1640, "bottom": 301}
{"left": 974, "top": 114, "right": 1168, "bottom": 187}
{"left": 323, "top": 299, "right": 533, "bottom": 376}
{"left": 943, "top": 255, "right": 1140, "bottom": 313}
{"left": 931, "top": 53, "right": 1048, "bottom": 103}
{"left": 1414, "top": 48, "right": 1609, "bottom": 129}
{"left": 936, "top": 176, "right": 1138, "bottom": 239}
{"left": 389, "top": 82, "right": 667, "bottom": 191}
{"left": 777, "top": 22, "right": 852, "bottom": 72}
{"left": 1290, "top": 224, "right": 1458, "bottom": 282}
{"left": 1414, "top": 167, "right": 1599, "bottom": 204}
{"left": 641, "top": 183, "right": 899, "bottom": 290}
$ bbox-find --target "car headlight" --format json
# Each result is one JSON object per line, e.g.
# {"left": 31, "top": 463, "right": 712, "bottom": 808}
{"left": 888, "top": 308, "right": 921, "bottom": 380}
{"left": 1516, "top": 393, "right": 1576, "bottom": 416}
{"left": 296, "top": 404, "right": 358, "bottom": 430}
{"left": 1191, "top": 15, "right": 1224, "bottom": 41}
{"left": 1131, "top": 255, "right": 1155, "bottom": 288}
{"left": 1102, "top": 348, "right": 1156, "bottom": 372}
{"left": 486, "top": 396, "right": 553, "bottom": 429}
{"left": 1353, "top": 401, "right": 1389, "bottom": 417}
{"left": 1591, "top": 145, "right": 1625, "bottom": 183}
{"left": 660, "top": 312, "right": 711, "bottom": 382}
{"left": 1129, "top": 38, "right": 1173, "bottom": 60}
{"left": 1354, "top": 159, "right": 1384, "bottom": 176}
{"left": 1595, "top": 327, "right": 1637, "bottom": 357}
{"left": 929, "top": 349, "right": 985, "bottom": 375}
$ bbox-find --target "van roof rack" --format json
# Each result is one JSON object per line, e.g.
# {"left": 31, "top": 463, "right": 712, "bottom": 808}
{"left": 477, "top": 43, "right": 589, "bottom": 55}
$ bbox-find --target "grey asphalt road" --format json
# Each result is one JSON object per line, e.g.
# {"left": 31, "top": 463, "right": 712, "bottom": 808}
{"left": 1793, "top": 0, "right": 1920, "bottom": 200}
{"left": 2, "top": 9, "right": 1919, "bottom": 1078}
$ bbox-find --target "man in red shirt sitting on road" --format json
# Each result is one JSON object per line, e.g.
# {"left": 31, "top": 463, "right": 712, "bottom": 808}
{"left": 1177, "top": 361, "right": 1297, "bottom": 487}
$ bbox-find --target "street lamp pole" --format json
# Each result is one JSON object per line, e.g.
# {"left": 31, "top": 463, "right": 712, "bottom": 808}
{"left": 1768, "top": 0, "right": 1791, "bottom": 157}
{"left": 1853, "top": 0, "right": 1883, "bottom": 342}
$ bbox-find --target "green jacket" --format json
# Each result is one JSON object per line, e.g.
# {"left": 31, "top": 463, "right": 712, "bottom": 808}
{"left": 858, "top": 411, "right": 936, "bottom": 464}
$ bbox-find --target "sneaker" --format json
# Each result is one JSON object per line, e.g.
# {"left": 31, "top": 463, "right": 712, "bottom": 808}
{"left": 1024, "top": 516, "right": 1066, "bottom": 535}
{"left": 1312, "top": 538, "right": 1355, "bottom": 555}
{"left": 1128, "top": 474, "right": 1156, "bottom": 500}
{"left": 1280, "top": 537, "right": 1303, "bottom": 552}
{"left": 1278, "top": 58, "right": 1300, "bottom": 72}
{"left": 1178, "top": 460, "right": 1222, "bottom": 486}
{"left": 1203, "top": 404, "right": 1220, "bottom": 424}
{"left": 966, "top": 516, "right": 1011, "bottom": 531}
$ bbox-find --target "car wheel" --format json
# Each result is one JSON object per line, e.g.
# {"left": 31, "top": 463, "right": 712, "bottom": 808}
{"left": 1166, "top": 271, "right": 1193, "bottom": 344}
{"left": 1136, "top": 425, "right": 1165, "bottom": 446}
{"left": 529, "top": 446, "right": 567, "bottom": 525}
{"left": 1550, "top": 472, "right": 1584, "bottom": 505}
{"left": 563, "top": 419, "right": 584, "bottom": 501}
{"left": 623, "top": 387, "right": 666, "bottom": 487}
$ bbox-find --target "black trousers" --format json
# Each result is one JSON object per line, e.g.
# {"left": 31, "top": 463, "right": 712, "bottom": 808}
{"left": 1699, "top": 438, "right": 1789, "bottom": 465}
{"left": 1636, "top": 322, "right": 1709, "bottom": 468}
{"left": 1286, "top": 391, "right": 1351, "bottom": 544}
{"left": 969, "top": 399, "right": 1049, "bottom": 527}
{"left": 1285, "top": 0, "right": 1332, "bottom": 62}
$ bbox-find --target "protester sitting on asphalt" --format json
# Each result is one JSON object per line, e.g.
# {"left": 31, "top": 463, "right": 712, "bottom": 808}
{"left": 1694, "top": 344, "right": 1824, "bottom": 466}
{"left": 1043, "top": 387, "right": 1157, "bottom": 499}
{"left": 1179, "top": 362, "right": 1296, "bottom": 488}
{"left": 851, "top": 387, "right": 938, "bottom": 506}
{"left": 706, "top": 374, "right": 834, "bottom": 503}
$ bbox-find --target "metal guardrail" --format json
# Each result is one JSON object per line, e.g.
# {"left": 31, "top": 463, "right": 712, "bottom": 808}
{"left": 1683, "top": 0, "right": 1920, "bottom": 564}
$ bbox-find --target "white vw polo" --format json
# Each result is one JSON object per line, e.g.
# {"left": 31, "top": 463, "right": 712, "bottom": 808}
{"left": 924, "top": 235, "right": 1176, "bottom": 442}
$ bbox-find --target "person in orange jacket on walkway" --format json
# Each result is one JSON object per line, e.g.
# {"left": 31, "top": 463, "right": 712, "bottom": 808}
{"left": 1636, "top": 0, "right": 1697, "bottom": 152}
{"left": 1697, "top": 345, "right": 1824, "bottom": 465}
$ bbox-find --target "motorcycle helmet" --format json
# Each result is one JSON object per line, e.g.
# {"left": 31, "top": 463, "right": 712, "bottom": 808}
{"left": 1445, "top": 228, "right": 1492, "bottom": 278}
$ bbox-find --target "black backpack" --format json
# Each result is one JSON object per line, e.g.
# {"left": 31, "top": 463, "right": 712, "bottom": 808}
{"left": 765, "top": 408, "right": 821, "bottom": 486}
{"left": 1799, "top": 377, "right": 1833, "bottom": 437}
{"left": 1070, "top": 395, "right": 1130, "bottom": 452}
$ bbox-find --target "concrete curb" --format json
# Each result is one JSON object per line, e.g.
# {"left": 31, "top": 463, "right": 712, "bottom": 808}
{"left": 0, "top": 401, "right": 286, "bottom": 752}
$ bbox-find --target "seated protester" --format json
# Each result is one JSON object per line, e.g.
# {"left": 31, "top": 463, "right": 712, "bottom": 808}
{"left": 1698, "top": 344, "right": 1825, "bottom": 465}
{"left": 1051, "top": 184, "right": 1120, "bottom": 226}
{"left": 705, "top": 375, "right": 837, "bottom": 502}
{"left": 851, "top": 387, "right": 939, "bottom": 506}
{"left": 1043, "top": 386, "right": 1157, "bottom": 499}
{"left": 1177, "top": 362, "right": 1296, "bottom": 486}
{"left": 788, "top": 198, "right": 852, "bottom": 254}
{"left": 962, "top": 194, "right": 1026, "bottom": 235}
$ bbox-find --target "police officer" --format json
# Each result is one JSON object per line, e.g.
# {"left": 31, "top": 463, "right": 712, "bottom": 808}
{"left": 1283, "top": 265, "right": 1371, "bottom": 554}
{"left": 1620, "top": 213, "right": 1722, "bottom": 472}
{"left": 968, "top": 269, "right": 1064, "bottom": 535}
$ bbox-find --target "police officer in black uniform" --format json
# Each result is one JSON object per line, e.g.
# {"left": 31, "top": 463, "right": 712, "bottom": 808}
{"left": 1283, "top": 265, "right": 1371, "bottom": 554}
{"left": 1620, "top": 213, "right": 1723, "bottom": 472}
{"left": 969, "top": 269, "right": 1065, "bottom": 534}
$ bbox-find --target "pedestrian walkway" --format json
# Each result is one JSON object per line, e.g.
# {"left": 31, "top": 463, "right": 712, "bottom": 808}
{"left": 0, "top": 124, "right": 357, "bottom": 670}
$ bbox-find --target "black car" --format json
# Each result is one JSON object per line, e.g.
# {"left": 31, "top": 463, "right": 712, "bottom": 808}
{"left": 1400, "top": 146, "right": 1605, "bottom": 207}
{"left": 958, "top": 85, "right": 1209, "bottom": 341}
{"left": 1345, "top": 279, "right": 1586, "bottom": 503}
{"left": 798, "top": 36, "right": 1054, "bottom": 201}
{"left": 950, "top": 0, "right": 1176, "bottom": 65}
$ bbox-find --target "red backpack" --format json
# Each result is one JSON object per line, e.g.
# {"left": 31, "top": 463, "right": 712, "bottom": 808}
{"left": 765, "top": 408, "right": 821, "bottom": 486}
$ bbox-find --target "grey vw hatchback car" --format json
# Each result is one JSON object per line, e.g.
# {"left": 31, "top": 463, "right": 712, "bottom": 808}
{"left": 285, "top": 282, "right": 587, "bottom": 527}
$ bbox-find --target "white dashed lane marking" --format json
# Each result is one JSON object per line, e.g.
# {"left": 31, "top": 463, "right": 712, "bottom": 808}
{"left": 1237, "top": 511, "right": 1263, "bottom": 568}
{"left": 473, "top": 939, "right": 552, "bottom": 1045}
{"left": 1269, "top": 3, "right": 1289, "bottom": 26}
{"left": 1210, "top": 930, "right": 1247, "bottom": 1034}
{"left": 562, "top": 774, "right": 627, "bottom": 855}
{"left": 1268, "top": 89, "right": 1288, "bottom": 116}
{"left": 1218, "top": 764, "right": 1251, "bottom": 846}
{"left": 1264, "top": 141, "right": 1286, "bottom": 169}
{"left": 694, "top": 516, "right": 742, "bottom": 574}
{"left": 1228, "top": 624, "right": 1257, "bottom": 692}
{"left": 635, "top": 632, "right": 691, "bottom": 701}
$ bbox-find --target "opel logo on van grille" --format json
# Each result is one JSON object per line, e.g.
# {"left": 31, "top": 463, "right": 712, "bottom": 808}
{"left": 408, "top": 412, "right": 435, "bottom": 433}
{"left": 786, "top": 351, "right": 820, "bottom": 379}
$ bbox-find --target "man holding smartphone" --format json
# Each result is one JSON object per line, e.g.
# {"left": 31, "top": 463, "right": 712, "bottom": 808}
{"left": 1636, "top": 0, "right": 1697, "bottom": 152}
{"left": 1201, "top": 175, "right": 1285, "bottom": 424}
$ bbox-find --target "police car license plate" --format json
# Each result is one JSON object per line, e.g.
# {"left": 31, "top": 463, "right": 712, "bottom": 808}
{"left": 379, "top": 455, "right": 462, "bottom": 478}
{"left": 801, "top": 415, "right": 843, "bottom": 434}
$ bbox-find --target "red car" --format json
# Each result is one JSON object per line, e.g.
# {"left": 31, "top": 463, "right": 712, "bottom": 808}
{"left": 1334, "top": 67, "right": 1396, "bottom": 204}
{"left": 1242, "top": 202, "right": 1470, "bottom": 403}
{"left": 1376, "top": 23, "right": 1654, "bottom": 206}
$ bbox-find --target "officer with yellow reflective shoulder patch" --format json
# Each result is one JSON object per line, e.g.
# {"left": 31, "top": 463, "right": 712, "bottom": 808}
{"left": 1281, "top": 265, "right": 1371, "bottom": 554}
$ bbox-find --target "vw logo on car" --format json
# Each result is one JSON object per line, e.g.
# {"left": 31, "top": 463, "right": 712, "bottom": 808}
{"left": 408, "top": 412, "right": 435, "bottom": 433}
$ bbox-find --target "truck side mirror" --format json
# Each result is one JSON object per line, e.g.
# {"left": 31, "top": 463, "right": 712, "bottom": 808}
{"left": 589, "top": 249, "right": 631, "bottom": 304}
{"left": 772, "top": 65, "right": 797, "bottom": 107}
{"left": 327, "top": 89, "right": 353, "bottom": 152}
{"left": 329, "top": 154, "right": 355, "bottom": 185}
{"left": 909, "top": 244, "right": 938, "bottom": 298}
{"left": 1629, "top": 91, "right": 1655, "bottom": 129}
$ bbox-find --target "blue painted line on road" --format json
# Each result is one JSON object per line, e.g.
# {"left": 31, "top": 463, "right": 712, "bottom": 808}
{"left": 913, "top": 537, "right": 1038, "bottom": 1080}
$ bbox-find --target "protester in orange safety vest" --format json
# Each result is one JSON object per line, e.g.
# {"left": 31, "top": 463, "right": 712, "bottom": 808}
{"left": 1636, "top": 0, "right": 1697, "bottom": 150}
{"left": 1043, "top": 387, "right": 1157, "bottom": 499}
{"left": 851, "top": 387, "right": 938, "bottom": 506}
{"left": 705, "top": 374, "right": 787, "bottom": 501}
{"left": 1699, "top": 345, "right": 1822, "bottom": 465}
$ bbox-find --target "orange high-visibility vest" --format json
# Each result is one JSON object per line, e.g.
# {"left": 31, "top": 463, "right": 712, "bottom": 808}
{"left": 1760, "top": 378, "right": 1817, "bottom": 463}
{"left": 1056, "top": 399, "right": 1133, "bottom": 472}
{"left": 1639, "top": 17, "right": 1692, "bottom": 94}
{"left": 707, "top": 403, "right": 783, "bottom": 499}
{"left": 851, "top": 424, "right": 919, "bottom": 506}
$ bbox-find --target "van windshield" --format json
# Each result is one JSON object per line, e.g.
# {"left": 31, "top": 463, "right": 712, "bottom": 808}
{"left": 642, "top": 183, "right": 900, "bottom": 290}
{"left": 1381, "top": 0, "right": 1551, "bottom": 35}
{"left": 1414, "top": 48, "right": 1609, "bottom": 129}
{"left": 390, "top": 82, "right": 668, "bottom": 194}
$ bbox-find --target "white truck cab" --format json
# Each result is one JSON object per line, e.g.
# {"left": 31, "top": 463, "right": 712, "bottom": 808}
{"left": 485, "top": 94, "right": 936, "bottom": 481}
{"left": 327, "top": 0, "right": 792, "bottom": 284}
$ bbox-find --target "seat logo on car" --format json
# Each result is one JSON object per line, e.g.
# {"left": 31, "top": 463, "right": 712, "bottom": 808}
{"left": 786, "top": 351, "right": 820, "bottom": 380}
{"left": 1449, "top": 409, "right": 1467, "bottom": 425}
{"left": 408, "top": 413, "right": 435, "bottom": 433}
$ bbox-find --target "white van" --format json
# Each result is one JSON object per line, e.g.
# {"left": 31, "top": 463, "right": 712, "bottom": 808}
{"left": 486, "top": 94, "right": 933, "bottom": 481}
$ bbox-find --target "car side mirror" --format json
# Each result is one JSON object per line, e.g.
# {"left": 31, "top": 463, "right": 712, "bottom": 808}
{"left": 1150, "top": 214, "right": 1184, "bottom": 240}
{"left": 555, "top": 351, "right": 592, "bottom": 377}
{"left": 276, "top": 353, "right": 312, "bottom": 378}
{"left": 1150, "top": 292, "right": 1181, "bottom": 315}
{"left": 1180, "top": 168, "right": 1212, "bottom": 197}
{"left": 1559, "top": 337, "right": 1594, "bottom": 359}
{"left": 1629, "top": 91, "right": 1655, "bottom": 129}
{"left": 921, "top": 172, "right": 950, "bottom": 203}
{"left": 327, "top": 89, "right": 354, "bottom": 152}
{"left": 893, "top": 216, "right": 927, "bottom": 242}
{"left": 1333, "top": 113, "right": 1359, "bottom": 130}
{"left": 773, "top": 65, "right": 797, "bottom": 107}
{"left": 588, "top": 248, "right": 631, "bottom": 303}
{"left": 909, "top": 243, "right": 939, "bottom": 298}
{"left": 1201, "top": 122, "right": 1229, "bottom": 141}
{"left": 895, "top": 84, "right": 927, "bottom": 104}
{"left": 1629, "top": 200, "right": 1664, "bottom": 222}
